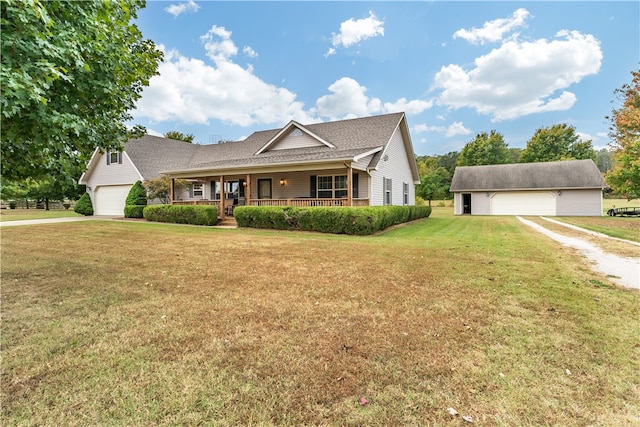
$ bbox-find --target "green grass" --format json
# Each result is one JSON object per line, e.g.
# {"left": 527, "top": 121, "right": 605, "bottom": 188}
{"left": 0, "top": 208, "right": 82, "bottom": 221}
{"left": 1, "top": 218, "right": 639, "bottom": 426}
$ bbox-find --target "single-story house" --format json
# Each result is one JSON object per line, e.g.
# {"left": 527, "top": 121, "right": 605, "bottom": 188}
{"left": 79, "top": 112, "right": 420, "bottom": 217}
{"left": 449, "top": 159, "right": 605, "bottom": 216}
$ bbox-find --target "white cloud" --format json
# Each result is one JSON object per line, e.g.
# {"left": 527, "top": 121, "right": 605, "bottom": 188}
{"left": 164, "top": 0, "right": 200, "bottom": 18}
{"left": 243, "top": 46, "right": 258, "bottom": 58}
{"left": 453, "top": 8, "right": 530, "bottom": 45}
{"left": 201, "top": 26, "right": 238, "bottom": 63}
{"left": 134, "top": 45, "right": 311, "bottom": 127}
{"left": 412, "top": 122, "right": 471, "bottom": 137}
{"left": 313, "top": 77, "right": 431, "bottom": 121}
{"left": 434, "top": 30, "right": 602, "bottom": 121}
{"left": 326, "top": 11, "right": 384, "bottom": 57}
{"left": 135, "top": 33, "right": 428, "bottom": 129}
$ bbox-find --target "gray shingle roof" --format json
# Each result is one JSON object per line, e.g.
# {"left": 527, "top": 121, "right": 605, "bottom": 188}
{"left": 124, "top": 112, "right": 408, "bottom": 175}
{"left": 124, "top": 135, "right": 199, "bottom": 180}
{"left": 449, "top": 159, "right": 605, "bottom": 191}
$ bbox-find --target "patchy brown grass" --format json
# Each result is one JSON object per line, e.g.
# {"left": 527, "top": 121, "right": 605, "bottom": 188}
{"left": 553, "top": 216, "right": 640, "bottom": 243}
{"left": 1, "top": 219, "right": 639, "bottom": 426}
{"left": 523, "top": 217, "right": 640, "bottom": 258}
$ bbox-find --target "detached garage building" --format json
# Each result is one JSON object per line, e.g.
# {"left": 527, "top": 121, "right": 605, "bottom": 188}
{"left": 450, "top": 159, "right": 605, "bottom": 216}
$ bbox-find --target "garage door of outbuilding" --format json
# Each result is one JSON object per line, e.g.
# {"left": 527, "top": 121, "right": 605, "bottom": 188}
{"left": 491, "top": 191, "right": 556, "bottom": 216}
{"left": 93, "top": 185, "right": 132, "bottom": 216}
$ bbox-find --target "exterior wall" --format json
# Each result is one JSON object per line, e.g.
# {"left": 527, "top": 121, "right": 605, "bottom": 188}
{"left": 84, "top": 151, "right": 142, "bottom": 207}
{"left": 84, "top": 152, "right": 142, "bottom": 189}
{"left": 453, "top": 189, "right": 603, "bottom": 216}
{"left": 452, "top": 192, "right": 491, "bottom": 215}
{"left": 556, "top": 189, "right": 602, "bottom": 216}
{"left": 370, "top": 127, "right": 416, "bottom": 206}
{"left": 179, "top": 170, "right": 370, "bottom": 202}
{"left": 270, "top": 132, "right": 324, "bottom": 151}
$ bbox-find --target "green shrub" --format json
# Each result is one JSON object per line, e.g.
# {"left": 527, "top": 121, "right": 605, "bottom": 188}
{"left": 124, "top": 205, "right": 146, "bottom": 218}
{"left": 234, "top": 205, "right": 432, "bottom": 235}
{"left": 143, "top": 204, "right": 218, "bottom": 226}
{"left": 9, "top": 201, "right": 16, "bottom": 209}
{"left": 63, "top": 202, "right": 71, "bottom": 210}
{"left": 126, "top": 181, "right": 147, "bottom": 206}
{"left": 74, "top": 193, "right": 93, "bottom": 216}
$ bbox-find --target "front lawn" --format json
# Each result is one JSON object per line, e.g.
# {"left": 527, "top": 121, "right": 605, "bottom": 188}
{"left": 0, "top": 208, "right": 82, "bottom": 222}
{"left": 1, "top": 218, "right": 638, "bottom": 426}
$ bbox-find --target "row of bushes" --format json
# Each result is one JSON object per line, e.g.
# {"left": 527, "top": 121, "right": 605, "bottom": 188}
{"left": 143, "top": 204, "right": 218, "bottom": 226}
{"left": 233, "top": 205, "right": 432, "bottom": 235}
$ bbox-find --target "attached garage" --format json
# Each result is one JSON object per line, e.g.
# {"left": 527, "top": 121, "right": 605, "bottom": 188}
{"left": 450, "top": 160, "right": 605, "bottom": 216}
{"left": 93, "top": 185, "right": 132, "bottom": 216}
{"left": 491, "top": 191, "right": 556, "bottom": 216}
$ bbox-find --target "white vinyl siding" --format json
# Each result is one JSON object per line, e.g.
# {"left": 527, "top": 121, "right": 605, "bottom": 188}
{"left": 248, "top": 169, "right": 365, "bottom": 200}
{"left": 85, "top": 151, "right": 142, "bottom": 190}
{"left": 369, "top": 127, "right": 416, "bottom": 206}
{"left": 268, "top": 130, "right": 325, "bottom": 151}
{"left": 556, "top": 189, "right": 603, "bottom": 216}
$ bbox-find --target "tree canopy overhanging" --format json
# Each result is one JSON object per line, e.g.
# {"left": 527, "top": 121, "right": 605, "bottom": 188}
{"left": 0, "top": 0, "right": 163, "bottom": 182}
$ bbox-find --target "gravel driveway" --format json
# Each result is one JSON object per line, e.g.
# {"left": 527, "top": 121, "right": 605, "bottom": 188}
{"left": 518, "top": 216, "right": 639, "bottom": 290}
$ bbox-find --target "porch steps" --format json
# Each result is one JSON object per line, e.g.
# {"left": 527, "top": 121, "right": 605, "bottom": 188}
{"left": 217, "top": 217, "right": 238, "bottom": 227}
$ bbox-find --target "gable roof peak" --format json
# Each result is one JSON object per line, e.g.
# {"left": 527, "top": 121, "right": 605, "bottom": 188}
{"left": 254, "top": 120, "right": 335, "bottom": 155}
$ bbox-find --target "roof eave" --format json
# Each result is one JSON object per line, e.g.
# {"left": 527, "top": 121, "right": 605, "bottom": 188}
{"left": 161, "top": 156, "right": 356, "bottom": 177}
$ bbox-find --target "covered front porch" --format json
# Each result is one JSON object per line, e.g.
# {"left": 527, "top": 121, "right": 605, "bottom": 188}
{"left": 169, "top": 166, "right": 370, "bottom": 219}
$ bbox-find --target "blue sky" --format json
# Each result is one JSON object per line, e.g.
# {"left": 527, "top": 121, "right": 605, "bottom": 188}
{"left": 131, "top": 1, "right": 639, "bottom": 156}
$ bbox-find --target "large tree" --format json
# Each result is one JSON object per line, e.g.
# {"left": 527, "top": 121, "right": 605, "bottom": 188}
{"left": 457, "top": 131, "right": 510, "bottom": 166}
{"left": 416, "top": 166, "right": 451, "bottom": 206}
{"left": 1, "top": 0, "right": 162, "bottom": 182}
{"left": 519, "top": 124, "right": 596, "bottom": 163}
{"left": 606, "top": 69, "right": 640, "bottom": 199}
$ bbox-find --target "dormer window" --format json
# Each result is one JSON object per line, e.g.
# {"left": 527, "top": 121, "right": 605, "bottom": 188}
{"left": 106, "top": 151, "right": 122, "bottom": 165}
{"left": 290, "top": 128, "right": 302, "bottom": 137}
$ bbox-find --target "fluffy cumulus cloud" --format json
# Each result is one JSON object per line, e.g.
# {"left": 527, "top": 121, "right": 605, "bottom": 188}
{"left": 412, "top": 122, "right": 472, "bottom": 137}
{"left": 313, "top": 77, "right": 431, "bottom": 120}
{"left": 135, "top": 29, "right": 429, "bottom": 129}
{"left": 435, "top": 27, "right": 602, "bottom": 121}
{"left": 164, "top": 0, "right": 200, "bottom": 18}
{"left": 326, "top": 11, "right": 384, "bottom": 57}
{"left": 134, "top": 44, "right": 310, "bottom": 127}
{"left": 453, "top": 8, "right": 530, "bottom": 45}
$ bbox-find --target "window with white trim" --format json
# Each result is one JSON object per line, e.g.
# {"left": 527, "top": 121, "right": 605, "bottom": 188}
{"left": 384, "top": 177, "right": 392, "bottom": 205}
{"left": 403, "top": 182, "right": 409, "bottom": 205}
{"left": 317, "top": 175, "right": 348, "bottom": 198}
{"left": 192, "top": 183, "right": 203, "bottom": 198}
{"left": 106, "top": 151, "right": 121, "bottom": 165}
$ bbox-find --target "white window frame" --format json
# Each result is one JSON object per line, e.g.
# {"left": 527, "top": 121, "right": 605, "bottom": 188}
{"left": 107, "top": 151, "right": 121, "bottom": 165}
{"left": 384, "top": 178, "right": 392, "bottom": 205}
{"left": 317, "top": 175, "right": 348, "bottom": 198}
{"left": 403, "top": 182, "right": 409, "bottom": 205}
{"left": 192, "top": 183, "right": 204, "bottom": 198}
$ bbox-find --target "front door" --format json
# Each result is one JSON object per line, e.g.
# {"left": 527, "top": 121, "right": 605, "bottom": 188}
{"left": 462, "top": 193, "right": 471, "bottom": 214}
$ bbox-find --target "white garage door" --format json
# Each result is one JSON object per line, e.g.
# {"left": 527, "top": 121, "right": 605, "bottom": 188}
{"left": 491, "top": 191, "right": 556, "bottom": 216}
{"left": 93, "top": 185, "right": 132, "bottom": 216}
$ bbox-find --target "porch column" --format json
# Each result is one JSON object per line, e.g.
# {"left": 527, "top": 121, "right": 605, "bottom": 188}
{"left": 245, "top": 174, "right": 251, "bottom": 206}
{"left": 170, "top": 178, "right": 175, "bottom": 204}
{"left": 346, "top": 163, "right": 353, "bottom": 206}
{"left": 219, "top": 175, "right": 225, "bottom": 219}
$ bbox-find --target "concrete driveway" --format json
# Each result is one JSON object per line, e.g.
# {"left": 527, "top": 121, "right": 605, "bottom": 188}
{"left": 518, "top": 216, "right": 639, "bottom": 290}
